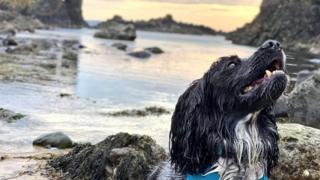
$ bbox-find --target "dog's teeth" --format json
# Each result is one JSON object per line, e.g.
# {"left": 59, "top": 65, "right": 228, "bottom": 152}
{"left": 272, "top": 70, "right": 285, "bottom": 75}
{"left": 244, "top": 86, "right": 253, "bottom": 93}
{"left": 265, "top": 70, "right": 272, "bottom": 78}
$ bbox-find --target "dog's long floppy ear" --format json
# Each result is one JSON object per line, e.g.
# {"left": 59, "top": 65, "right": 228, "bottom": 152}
{"left": 169, "top": 79, "right": 223, "bottom": 174}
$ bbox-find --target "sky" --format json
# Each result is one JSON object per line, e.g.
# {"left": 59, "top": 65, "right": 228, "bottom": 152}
{"left": 83, "top": 0, "right": 262, "bottom": 32}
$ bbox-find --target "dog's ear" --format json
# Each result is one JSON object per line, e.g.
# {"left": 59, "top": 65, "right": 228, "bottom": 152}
{"left": 169, "top": 79, "right": 222, "bottom": 174}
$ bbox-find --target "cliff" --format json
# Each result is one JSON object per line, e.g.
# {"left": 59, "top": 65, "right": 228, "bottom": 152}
{"left": 0, "top": 0, "right": 87, "bottom": 28}
{"left": 227, "top": 0, "right": 320, "bottom": 54}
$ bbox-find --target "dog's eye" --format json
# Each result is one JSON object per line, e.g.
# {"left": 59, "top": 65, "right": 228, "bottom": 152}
{"left": 227, "top": 62, "right": 236, "bottom": 69}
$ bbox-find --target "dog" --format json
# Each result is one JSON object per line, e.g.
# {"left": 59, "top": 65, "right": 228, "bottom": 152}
{"left": 149, "top": 40, "right": 288, "bottom": 180}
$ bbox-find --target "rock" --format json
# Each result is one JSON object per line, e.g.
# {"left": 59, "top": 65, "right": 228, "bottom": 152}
{"left": 5, "top": 44, "right": 36, "bottom": 54}
{"left": 105, "top": 106, "right": 171, "bottom": 117}
{"left": 111, "top": 43, "right": 128, "bottom": 51}
{"left": 272, "top": 123, "right": 320, "bottom": 179}
{"left": 227, "top": 0, "right": 320, "bottom": 54}
{"left": 296, "top": 70, "right": 313, "bottom": 85}
{"left": 48, "top": 133, "right": 167, "bottom": 180}
{"left": 274, "top": 96, "right": 289, "bottom": 118}
{"left": 33, "top": 132, "right": 73, "bottom": 149}
{"left": 94, "top": 23, "right": 136, "bottom": 41}
{"left": 0, "top": 0, "right": 86, "bottom": 28}
{"left": 62, "top": 51, "right": 78, "bottom": 61}
{"left": 97, "top": 14, "right": 219, "bottom": 35}
{"left": 286, "top": 69, "right": 320, "bottom": 128}
{"left": 128, "top": 51, "right": 151, "bottom": 59}
{"left": 145, "top": 47, "right": 164, "bottom": 54}
{"left": 2, "top": 38, "right": 17, "bottom": 46}
{"left": 0, "top": 10, "right": 46, "bottom": 34}
{"left": 0, "top": 108, "right": 25, "bottom": 123}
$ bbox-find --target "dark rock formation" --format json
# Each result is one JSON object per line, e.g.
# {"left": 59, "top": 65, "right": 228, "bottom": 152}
{"left": 128, "top": 51, "right": 152, "bottom": 59}
{"left": 272, "top": 124, "right": 320, "bottom": 180}
{"left": 97, "top": 15, "right": 219, "bottom": 35}
{"left": 227, "top": 0, "right": 320, "bottom": 54}
{"left": 48, "top": 133, "right": 167, "bottom": 180}
{"left": 33, "top": 132, "right": 73, "bottom": 149}
{"left": 33, "top": 0, "right": 87, "bottom": 28}
{"left": 0, "top": 0, "right": 87, "bottom": 28}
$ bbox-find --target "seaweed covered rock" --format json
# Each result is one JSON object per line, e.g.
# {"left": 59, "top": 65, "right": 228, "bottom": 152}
{"left": 273, "top": 124, "right": 320, "bottom": 180}
{"left": 0, "top": 108, "right": 25, "bottom": 123}
{"left": 48, "top": 133, "right": 167, "bottom": 180}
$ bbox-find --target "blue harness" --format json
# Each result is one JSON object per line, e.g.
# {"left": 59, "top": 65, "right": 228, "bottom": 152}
{"left": 187, "top": 173, "right": 268, "bottom": 180}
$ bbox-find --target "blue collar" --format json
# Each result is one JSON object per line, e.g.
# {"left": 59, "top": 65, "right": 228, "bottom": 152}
{"left": 187, "top": 172, "right": 268, "bottom": 180}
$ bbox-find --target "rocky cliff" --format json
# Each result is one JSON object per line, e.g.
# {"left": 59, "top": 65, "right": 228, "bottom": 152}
{"left": 0, "top": 0, "right": 87, "bottom": 28}
{"left": 227, "top": 0, "right": 320, "bottom": 54}
{"left": 97, "top": 15, "right": 219, "bottom": 35}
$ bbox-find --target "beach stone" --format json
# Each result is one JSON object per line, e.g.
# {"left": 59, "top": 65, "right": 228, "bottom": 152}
{"left": 33, "top": 132, "right": 73, "bottom": 149}
{"left": 111, "top": 43, "right": 127, "bottom": 51}
{"left": 48, "top": 133, "right": 167, "bottom": 180}
{"left": 128, "top": 50, "right": 151, "bottom": 59}
{"left": 145, "top": 47, "right": 164, "bottom": 54}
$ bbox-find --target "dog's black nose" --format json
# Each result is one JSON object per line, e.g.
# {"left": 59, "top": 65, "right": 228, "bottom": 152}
{"left": 260, "top": 40, "right": 281, "bottom": 50}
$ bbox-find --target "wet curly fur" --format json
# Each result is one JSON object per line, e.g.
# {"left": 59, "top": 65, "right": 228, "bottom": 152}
{"left": 149, "top": 40, "right": 288, "bottom": 180}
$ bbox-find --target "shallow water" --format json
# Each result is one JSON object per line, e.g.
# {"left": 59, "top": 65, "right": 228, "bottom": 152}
{"left": 0, "top": 29, "right": 319, "bottom": 155}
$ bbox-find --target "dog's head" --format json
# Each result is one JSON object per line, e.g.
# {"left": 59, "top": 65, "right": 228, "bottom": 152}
{"left": 204, "top": 40, "right": 287, "bottom": 114}
{"left": 170, "top": 40, "right": 287, "bottom": 175}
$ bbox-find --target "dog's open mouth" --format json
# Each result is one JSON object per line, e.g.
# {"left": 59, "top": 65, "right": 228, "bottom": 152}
{"left": 242, "top": 57, "right": 285, "bottom": 94}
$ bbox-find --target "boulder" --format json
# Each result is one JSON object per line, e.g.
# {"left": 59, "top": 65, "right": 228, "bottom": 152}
{"left": 128, "top": 51, "right": 151, "bottom": 59}
{"left": 296, "top": 70, "right": 313, "bottom": 85}
{"left": 145, "top": 47, "right": 164, "bottom": 54}
{"left": 111, "top": 43, "right": 128, "bottom": 51}
{"left": 94, "top": 23, "right": 136, "bottom": 41}
{"left": 2, "top": 38, "right": 18, "bottom": 46}
{"left": 286, "top": 69, "right": 320, "bottom": 128}
{"left": 272, "top": 123, "right": 320, "bottom": 179}
{"left": 33, "top": 132, "right": 73, "bottom": 149}
{"left": 48, "top": 133, "right": 167, "bottom": 180}
{"left": 0, "top": 108, "right": 25, "bottom": 123}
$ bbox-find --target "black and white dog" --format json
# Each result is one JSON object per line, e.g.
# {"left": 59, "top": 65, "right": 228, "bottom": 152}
{"left": 149, "top": 40, "right": 288, "bottom": 180}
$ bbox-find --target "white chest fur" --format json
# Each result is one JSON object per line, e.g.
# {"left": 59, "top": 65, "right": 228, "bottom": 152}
{"left": 205, "top": 113, "right": 267, "bottom": 180}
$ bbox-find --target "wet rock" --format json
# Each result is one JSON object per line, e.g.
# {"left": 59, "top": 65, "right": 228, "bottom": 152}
{"left": 62, "top": 51, "right": 78, "bottom": 61}
{"left": 145, "top": 47, "right": 164, "bottom": 54}
{"left": 2, "top": 38, "right": 18, "bottom": 46}
{"left": 286, "top": 69, "right": 320, "bottom": 128}
{"left": 5, "top": 44, "right": 36, "bottom": 54}
{"left": 48, "top": 133, "right": 167, "bottom": 180}
{"left": 0, "top": 108, "right": 25, "bottom": 123}
{"left": 94, "top": 23, "right": 136, "bottom": 41}
{"left": 111, "top": 43, "right": 127, "bottom": 51}
{"left": 33, "top": 132, "right": 73, "bottom": 149}
{"left": 227, "top": 0, "right": 320, "bottom": 54}
{"left": 128, "top": 50, "right": 151, "bottom": 59}
{"left": 272, "top": 124, "right": 320, "bottom": 180}
{"left": 105, "top": 106, "right": 171, "bottom": 117}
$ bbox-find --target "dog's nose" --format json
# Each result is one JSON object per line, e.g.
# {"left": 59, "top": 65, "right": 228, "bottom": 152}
{"left": 260, "top": 40, "right": 281, "bottom": 50}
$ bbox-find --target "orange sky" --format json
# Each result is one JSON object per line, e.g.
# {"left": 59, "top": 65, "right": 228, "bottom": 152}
{"left": 83, "top": 0, "right": 262, "bottom": 32}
